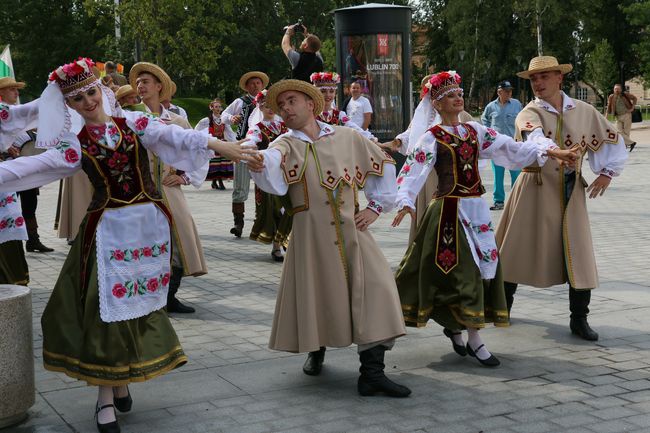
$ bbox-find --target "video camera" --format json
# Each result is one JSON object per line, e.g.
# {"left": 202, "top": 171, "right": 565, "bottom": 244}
{"left": 283, "top": 19, "right": 306, "bottom": 34}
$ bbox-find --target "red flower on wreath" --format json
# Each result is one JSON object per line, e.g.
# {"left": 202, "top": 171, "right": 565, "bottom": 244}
{"left": 0, "top": 109, "right": 9, "bottom": 120}
{"left": 112, "top": 249, "right": 125, "bottom": 261}
{"left": 112, "top": 283, "right": 127, "bottom": 298}
{"left": 458, "top": 143, "right": 474, "bottom": 160}
{"left": 147, "top": 278, "right": 159, "bottom": 293}
{"left": 415, "top": 151, "right": 427, "bottom": 164}
{"left": 64, "top": 148, "right": 79, "bottom": 163}
{"left": 161, "top": 272, "right": 171, "bottom": 287}
{"left": 143, "top": 246, "right": 153, "bottom": 257}
{"left": 437, "top": 249, "right": 456, "bottom": 268}
{"left": 15, "top": 216, "right": 24, "bottom": 227}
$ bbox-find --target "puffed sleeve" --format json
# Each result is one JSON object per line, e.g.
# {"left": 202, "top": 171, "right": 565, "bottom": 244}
{"left": 0, "top": 100, "right": 39, "bottom": 148}
{"left": 123, "top": 111, "right": 211, "bottom": 173}
{"left": 364, "top": 164, "right": 397, "bottom": 214}
{"left": 248, "top": 148, "right": 288, "bottom": 195}
{"left": 0, "top": 132, "right": 81, "bottom": 192}
{"left": 469, "top": 121, "right": 556, "bottom": 169}
{"left": 340, "top": 110, "right": 376, "bottom": 141}
{"left": 395, "top": 131, "right": 437, "bottom": 211}
{"left": 194, "top": 117, "right": 210, "bottom": 131}
{"left": 221, "top": 99, "right": 243, "bottom": 126}
{"left": 588, "top": 135, "right": 627, "bottom": 178}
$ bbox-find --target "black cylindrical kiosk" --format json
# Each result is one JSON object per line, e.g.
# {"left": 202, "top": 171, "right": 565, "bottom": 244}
{"left": 333, "top": 3, "right": 413, "bottom": 142}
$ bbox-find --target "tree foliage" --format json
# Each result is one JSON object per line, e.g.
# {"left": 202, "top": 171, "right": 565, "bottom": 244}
{"left": 585, "top": 39, "right": 618, "bottom": 104}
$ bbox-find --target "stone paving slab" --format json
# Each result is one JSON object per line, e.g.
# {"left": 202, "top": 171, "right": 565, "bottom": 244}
{"left": 4, "top": 125, "right": 650, "bottom": 433}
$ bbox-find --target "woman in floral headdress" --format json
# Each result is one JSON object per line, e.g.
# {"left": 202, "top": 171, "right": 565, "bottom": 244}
{"left": 195, "top": 98, "right": 234, "bottom": 190}
{"left": 0, "top": 58, "right": 251, "bottom": 433}
{"left": 244, "top": 90, "right": 292, "bottom": 261}
{"left": 392, "top": 70, "right": 579, "bottom": 367}
{"left": 310, "top": 71, "right": 377, "bottom": 141}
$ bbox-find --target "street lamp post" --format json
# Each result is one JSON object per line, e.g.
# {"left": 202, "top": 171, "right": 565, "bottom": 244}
{"left": 459, "top": 50, "right": 465, "bottom": 92}
{"left": 619, "top": 61, "right": 625, "bottom": 89}
{"left": 515, "top": 55, "right": 522, "bottom": 102}
{"left": 573, "top": 45, "right": 580, "bottom": 100}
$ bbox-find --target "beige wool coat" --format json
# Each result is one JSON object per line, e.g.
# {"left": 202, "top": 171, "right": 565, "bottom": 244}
{"left": 495, "top": 98, "right": 619, "bottom": 289}
{"left": 267, "top": 127, "right": 406, "bottom": 353}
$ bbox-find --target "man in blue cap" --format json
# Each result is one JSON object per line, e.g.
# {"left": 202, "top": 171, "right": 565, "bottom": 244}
{"left": 481, "top": 80, "right": 523, "bottom": 210}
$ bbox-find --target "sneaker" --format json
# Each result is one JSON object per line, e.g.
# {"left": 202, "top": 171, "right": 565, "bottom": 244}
{"left": 490, "top": 202, "right": 504, "bottom": 211}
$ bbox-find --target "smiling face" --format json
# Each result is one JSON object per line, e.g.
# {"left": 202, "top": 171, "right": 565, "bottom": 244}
{"left": 319, "top": 87, "right": 336, "bottom": 108}
{"left": 66, "top": 85, "right": 106, "bottom": 123}
{"left": 275, "top": 90, "right": 314, "bottom": 130}
{"left": 350, "top": 82, "right": 362, "bottom": 98}
{"left": 135, "top": 72, "right": 162, "bottom": 103}
{"left": 260, "top": 103, "right": 275, "bottom": 120}
{"left": 432, "top": 89, "right": 464, "bottom": 116}
{"left": 210, "top": 100, "right": 223, "bottom": 116}
{"left": 529, "top": 71, "right": 562, "bottom": 100}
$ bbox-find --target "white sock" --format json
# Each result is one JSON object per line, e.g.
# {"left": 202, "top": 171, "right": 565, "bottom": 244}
{"left": 97, "top": 386, "right": 116, "bottom": 424}
{"left": 467, "top": 328, "right": 492, "bottom": 360}
{"left": 450, "top": 330, "right": 465, "bottom": 347}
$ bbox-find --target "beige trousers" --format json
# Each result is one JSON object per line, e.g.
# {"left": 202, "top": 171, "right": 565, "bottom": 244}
{"left": 616, "top": 112, "right": 633, "bottom": 146}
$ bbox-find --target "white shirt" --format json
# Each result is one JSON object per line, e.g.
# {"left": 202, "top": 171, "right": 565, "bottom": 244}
{"left": 346, "top": 96, "right": 373, "bottom": 130}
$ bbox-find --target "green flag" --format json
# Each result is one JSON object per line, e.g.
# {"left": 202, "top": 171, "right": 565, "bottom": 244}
{"left": 0, "top": 45, "right": 14, "bottom": 78}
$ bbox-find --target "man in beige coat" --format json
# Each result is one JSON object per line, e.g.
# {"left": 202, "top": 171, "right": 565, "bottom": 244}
{"left": 248, "top": 80, "right": 410, "bottom": 398}
{"left": 495, "top": 57, "right": 628, "bottom": 341}
{"left": 130, "top": 62, "right": 209, "bottom": 314}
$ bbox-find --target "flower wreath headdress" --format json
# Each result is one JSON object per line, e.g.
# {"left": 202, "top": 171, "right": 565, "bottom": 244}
{"left": 253, "top": 89, "right": 268, "bottom": 106}
{"left": 36, "top": 57, "right": 118, "bottom": 148}
{"left": 310, "top": 72, "right": 340, "bottom": 90}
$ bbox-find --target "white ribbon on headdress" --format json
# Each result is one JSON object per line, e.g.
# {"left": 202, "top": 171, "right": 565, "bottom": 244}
{"left": 406, "top": 93, "right": 442, "bottom": 154}
{"left": 36, "top": 82, "right": 119, "bottom": 148}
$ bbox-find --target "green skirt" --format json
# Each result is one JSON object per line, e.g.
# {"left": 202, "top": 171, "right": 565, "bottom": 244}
{"left": 0, "top": 240, "right": 29, "bottom": 285}
{"left": 395, "top": 199, "right": 509, "bottom": 330}
{"left": 249, "top": 186, "right": 292, "bottom": 247}
{"left": 41, "top": 217, "right": 187, "bottom": 386}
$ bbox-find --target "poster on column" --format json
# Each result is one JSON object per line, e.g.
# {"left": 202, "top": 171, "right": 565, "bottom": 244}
{"left": 341, "top": 33, "right": 403, "bottom": 140}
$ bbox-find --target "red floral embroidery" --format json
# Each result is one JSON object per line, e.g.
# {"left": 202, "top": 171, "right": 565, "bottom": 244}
{"left": 112, "top": 283, "right": 127, "bottom": 298}
{"left": 491, "top": 249, "right": 498, "bottom": 261}
{"left": 458, "top": 143, "right": 474, "bottom": 159}
{"left": 110, "top": 241, "right": 169, "bottom": 262}
{"left": 437, "top": 249, "right": 456, "bottom": 269}
{"left": 161, "top": 272, "right": 170, "bottom": 287}
{"left": 134, "top": 116, "right": 149, "bottom": 131}
{"left": 0, "top": 109, "right": 8, "bottom": 121}
{"left": 147, "top": 278, "right": 159, "bottom": 293}
{"left": 64, "top": 148, "right": 79, "bottom": 163}
{"left": 15, "top": 217, "right": 24, "bottom": 227}
{"left": 143, "top": 246, "right": 153, "bottom": 257}
{"left": 87, "top": 144, "right": 99, "bottom": 156}
{"left": 0, "top": 220, "right": 7, "bottom": 230}
{"left": 107, "top": 152, "right": 128, "bottom": 170}
{"left": 480, "top": 224, "right": 490, "bottom": 232}
{"left": 112, "top": 250, "right": 125, "bottom": 261}
{"left": 402, "top": 164, "right": 411, "bottom": 173}
{"left": 415, "top": 151, "right": 427, "bottom": 164}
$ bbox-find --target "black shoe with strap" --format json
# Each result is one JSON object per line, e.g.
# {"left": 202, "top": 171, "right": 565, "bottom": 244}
{"left": 570, "top": 317, "right": 599, "bottom": 341}
{"left": 167, "top": 298, "right": 195, "bottom": 314}
{"left": 95, "top": 402, "right": 120, "bottom": 433}
{"left": 466, "top": 343, "right": 500, "bottom": 367}
{"left": 302, "top": 347, "right": 325, "bottom": 376}
{"left": 443, "top": 328, "right": 467, "bottom": 356}
{"left": 113, "top": 386, "right": 132, "bottom": 413}
{"left": 358, "top": 345, "right": 411, "bottom": 398}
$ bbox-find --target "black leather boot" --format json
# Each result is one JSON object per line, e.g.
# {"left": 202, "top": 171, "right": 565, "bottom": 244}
{"left": 358, "top": 346, "right": 411, "bottom": 398}
{"left": 569, "top": 287, "right": 598, "bottom": 341}
{"left": 302, "top": 347, "right": 325, "bottom": 376}
{"left": 504, "top": 281, "right": 518, "bottom": 315}
{"left": 166, "top": 266, "right": 195, "bottom": 313}
{"left": 25, "top": 218, "right": 54, "bottom": 253}
{"left": 230, "top": 202, "right": 245, "bottom": 237}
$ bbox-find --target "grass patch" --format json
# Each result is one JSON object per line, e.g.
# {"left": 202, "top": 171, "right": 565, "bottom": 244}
{"left": 173, "top": 97, "right": 212, "bottom": 127}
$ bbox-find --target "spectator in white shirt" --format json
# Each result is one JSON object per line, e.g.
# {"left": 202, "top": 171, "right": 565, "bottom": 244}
{"left": 346, "top": 81, "right": 373, "bottom": 130}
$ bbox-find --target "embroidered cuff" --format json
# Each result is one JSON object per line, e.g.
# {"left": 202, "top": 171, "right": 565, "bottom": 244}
{"left": 180, "top": 173, "right": 191, "bottom": 185}
{"left": 599, "top": 168, "right": 617, "bottom": 178}
{"left": 366, "top": 199, "right": 384, "bottom": 215}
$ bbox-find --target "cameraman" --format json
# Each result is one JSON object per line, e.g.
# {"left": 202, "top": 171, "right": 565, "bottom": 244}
{"left": 282, "top": 23, "right": 323, "bottom": 82}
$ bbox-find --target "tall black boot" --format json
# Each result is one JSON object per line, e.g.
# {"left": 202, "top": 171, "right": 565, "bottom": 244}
{"left": 302, "top": 347, "right": 325, "bottom": 376}
{"left": 504, "top": 281, "right": 518, "bottom": 315}
{"left": 569, "top": 287, "right": 598, "bottom": 341}
{"left": 358, "top": 345, "right": 411, "bottom": 398}
{"left": 25, "top": 217, "right": 54, "bottom": 253}
{"left": 230, "top": 202, "right": 245, "bottom": 238}
{"left": 166, "top": 266, "right": 195, "bottom": 313}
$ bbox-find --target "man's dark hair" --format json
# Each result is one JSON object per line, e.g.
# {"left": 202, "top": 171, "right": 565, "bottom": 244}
{"left": 304, "top": 35, "right": 321, "bottom": 52}
{"left": 105, "top": 61, "right": 116, "bottom": 70}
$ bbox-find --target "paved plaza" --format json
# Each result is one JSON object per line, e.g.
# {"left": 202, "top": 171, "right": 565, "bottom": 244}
{"left": 7, "top": 124, "right": 650, "bottom": 433}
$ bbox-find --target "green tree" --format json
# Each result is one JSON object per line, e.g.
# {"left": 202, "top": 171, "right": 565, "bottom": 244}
{"left": 624, "top": 0, "right": 650, "bottom": 84}
{"left": 584, "top": 39, "right": 618, "bottom": 105}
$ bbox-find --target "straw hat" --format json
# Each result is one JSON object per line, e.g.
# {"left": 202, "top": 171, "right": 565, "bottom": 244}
{"left": 0, "top": 77, "right": 26, "bottom": 90}
{"left": 129, "top": 62, "right": 173, "bottom": 101}
{"left": 517, "top": 56, "right": 572, "bottom": 79}
{"left": 239, "top": 71, "right": 269, "bottom": 91}
{"left": 115, "top": 84, "right": 137, "bottom": 101}
{"left": 266, "top": 79, "right": 324, "bottom": 116}
{"left": 170, "top": 81, "right": 177, "bottom": 97}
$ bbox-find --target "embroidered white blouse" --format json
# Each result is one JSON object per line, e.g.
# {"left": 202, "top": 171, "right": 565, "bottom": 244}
{"left": 395, "top": 122, "right": 556, "bottom": 278}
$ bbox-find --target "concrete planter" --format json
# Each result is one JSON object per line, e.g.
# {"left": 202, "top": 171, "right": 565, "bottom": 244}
{"left": 0, "top": 284, "right": 35, "bottom": 429}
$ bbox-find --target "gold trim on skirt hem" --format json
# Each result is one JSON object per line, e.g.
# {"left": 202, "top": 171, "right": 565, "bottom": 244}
{"left": 43, "top": 346, "right": 187, "bottom": 386}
